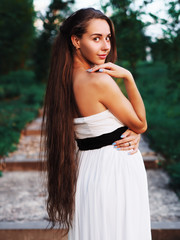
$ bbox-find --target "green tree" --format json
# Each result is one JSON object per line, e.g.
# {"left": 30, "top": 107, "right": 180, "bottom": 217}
{"left": 150, "top": 1, "right": 180, "bottom": 84}
{"left": 33, "top": 0, "right": 74, "bottom": 82}
{"left": 150, "top": 0, "right": 180, "bottom": 101}
{"left": 136, "top": 1, "right": 180, "bottom": 190}
{"left": 0, "top": 0, "right": 35, "bottom": 74}
{"left": 164, "top": 0, "right": 180, "bottom": 91}
{"left": 102, "top": 0, "right": 148, "bottom": 77}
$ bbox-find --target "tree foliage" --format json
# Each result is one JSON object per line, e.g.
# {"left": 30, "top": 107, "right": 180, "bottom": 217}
{"left": 0, "top": 70, "right": 44, "bottom": 156}
{"left": 135, "top": 1, "right": 180, "bottom": 193}
{"left": 102, "top": 0, "right": 148, "bottom": 77}
{"left": 150, "top": 1, "right": 180, "bottom": 96}
{"left": 33, "top": 0, "right": 74, "bottom": 82}
{"left": 0, "top": 0, "right": 35, "bottom": 74}
{"left": 106, "top": 0, "right": 180, "bottom": 193}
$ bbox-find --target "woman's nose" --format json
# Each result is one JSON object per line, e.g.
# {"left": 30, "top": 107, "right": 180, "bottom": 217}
{"left": 102, "top": 39, "right": 110, "bottom": 50}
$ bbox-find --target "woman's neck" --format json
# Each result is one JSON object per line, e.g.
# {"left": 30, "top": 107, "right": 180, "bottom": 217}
{"left": 73, "top": 54, "right": 93, "bottom": 71}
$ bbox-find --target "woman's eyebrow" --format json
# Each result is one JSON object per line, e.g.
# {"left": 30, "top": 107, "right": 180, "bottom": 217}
{"left": 90, "top": 33, "right": 111, "bottom": 37}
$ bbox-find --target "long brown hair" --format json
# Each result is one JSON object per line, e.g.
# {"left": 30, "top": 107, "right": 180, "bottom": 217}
{"left": 41, "top": 8, "right": 117, "bottom": 234}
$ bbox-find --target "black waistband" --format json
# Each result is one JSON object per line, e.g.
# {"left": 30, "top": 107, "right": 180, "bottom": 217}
{"left": 76, "top": 126, "right": 128, "bottom": 150}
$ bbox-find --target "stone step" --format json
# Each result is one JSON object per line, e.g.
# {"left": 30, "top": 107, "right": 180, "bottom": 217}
{"left": 3, "top": 156, "right": 161, "bottom": 171}
{"left": 0, "top": 221, "right": 180, "bottom": 240}
{"left": 16, "top": 115, "right": 162, "bottom": 172}
{"left": 21, "top": 108, "right": 43, "bottom": 136}
{"left": 4, "top": 161, "right": 43, "bottom": 171}
{"left": 0, "top": 223, "right": 68, "bottom": 240}
{"left": 3, "top": 150, "right": 162, "bottom": 171}
{"left": 22, "top": 129, "right": 42, "bottom": 136}
{"left": 21, "top": 117, "right": 42, "bottom": 136}
{"left": 0, "top": 171, "right": 180, "bottom": 238}
{"left": 20, "top": 114, "right": 162, "bottom": 169}
{"left": 2, "top": 132, "right": 163, "bottom": 171}
{"left": 143, "top": 155, "right": 163, "bottom": 169}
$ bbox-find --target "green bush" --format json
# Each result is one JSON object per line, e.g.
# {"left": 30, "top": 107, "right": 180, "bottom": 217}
{"left": 136, "top": 62, "right": 180, "bottom": 160}
{"left": 0, "top": 70, "right": 45, "bottom": 156}
{"left": 136, "top": 61, "right": 180, "bottom": 194}
{"left": 0, "top": 70, "right": 36, "bottom": 99}
{"left": 22, "top": 85, "right": 44, "bottom": 105}
{"left": 166, "top": 162, "right": 180, "bottom": 198}
{"left": 0, "top": 70, "right": 35, "bottom": 84}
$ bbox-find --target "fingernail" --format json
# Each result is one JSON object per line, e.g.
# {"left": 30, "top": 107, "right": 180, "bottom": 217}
{"left": 112, "top": 142, "right": 116, "bottom": 145}
{"left": 117, "top": 148, "right": 121, "bottom": 150}
{"left": 98, "top": 69, "right": 103, "bottom": 72}
{"left": 87, "top": 69, "right": 92, "bottom": 72}
{"left": 128, "top": 152, "right": 131, "bottom": 155}
{"left": 114, "top": 146, "right": 117, "bottom": 148}
{"left": 121, "top": 134, "right": 125, "bottom": 138}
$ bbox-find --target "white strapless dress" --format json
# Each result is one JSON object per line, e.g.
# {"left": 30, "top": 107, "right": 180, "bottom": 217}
{"left": 68, "top": 110, "right": 152, "bottom": 240}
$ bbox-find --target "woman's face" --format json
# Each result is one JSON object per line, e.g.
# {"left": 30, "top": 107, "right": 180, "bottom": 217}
{"left": 77, "top": 19, "right": 111, "bottom": 66}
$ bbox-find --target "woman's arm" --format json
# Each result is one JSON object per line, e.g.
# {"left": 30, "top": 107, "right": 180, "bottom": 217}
{"left": 88, "top": 63, "right": 147, "bottom": 134}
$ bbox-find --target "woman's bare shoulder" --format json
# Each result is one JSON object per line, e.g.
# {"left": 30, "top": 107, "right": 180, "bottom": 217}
{"left": 89, "top": 72, "right": 119, "bottom": 92}
{"left": 73, "top": 71, "right": 118, "bottom": 96}
{"left": 88, "top": 72, "right": 114, "bottom": 85}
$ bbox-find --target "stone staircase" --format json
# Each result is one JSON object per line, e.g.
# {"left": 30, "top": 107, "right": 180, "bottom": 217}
{"left": 0, "top": 116, "right": 180, "bottom": 240}
{"left": 4, "top": 116, "right": 162, "bottom": 171}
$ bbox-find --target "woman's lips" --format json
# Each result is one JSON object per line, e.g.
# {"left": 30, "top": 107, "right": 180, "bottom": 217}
{"left": 98, "top": 54, "right": 107, "bottom": 59}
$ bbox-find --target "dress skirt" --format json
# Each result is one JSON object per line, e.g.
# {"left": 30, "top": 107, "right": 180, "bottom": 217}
{"left": 68, "top": 110, "right": 152, "bottom": 240}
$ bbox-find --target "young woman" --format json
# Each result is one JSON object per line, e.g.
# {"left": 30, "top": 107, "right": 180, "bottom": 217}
{"left": 42, "top": 8, "right": 152, "bottom": 240}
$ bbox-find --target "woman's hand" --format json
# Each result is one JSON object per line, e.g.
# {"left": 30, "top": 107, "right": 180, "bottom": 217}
{"left": 87, "top": 62, "right": 132, "bottom": 79}
{"left": 112, "top": 129, "right": 141, "bottom": 154}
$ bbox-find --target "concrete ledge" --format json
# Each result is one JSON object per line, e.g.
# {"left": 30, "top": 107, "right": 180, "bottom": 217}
{"left": 152, "top": 229, "right": 180, "bottom": 240}
{"left": 152, "top": 222, "right": 180, "bottom": 240}
{"left": 1, "top": 221, "right": 180, "bottom": 230}
{"left": 1, "top": 229, "right": 179, "bottom": 240}
{"left": 0, "top": 221, "right": 68, "bottom": 240}
{"left": 0, "top": 221, "right": 51, "bottom": 230}
{"left": 144, "top": 159, "right": 160, "bottom": 169}
{"left": 1, "top": 221, "right": 180, "bottom": 240}
{"left": 4, "top": 159, "right": 160, "bottom": 171}
{"left": 4, "top": 161, "right": 43, "bottom": 171}
{"left": 152, "top": 222, "right": 180, "bottom": 229}
{"left": 21, "top": 129, "right": 41, "bottom": 136}
{"left": 0, "top": 229, "right": 68, "bottom": 240}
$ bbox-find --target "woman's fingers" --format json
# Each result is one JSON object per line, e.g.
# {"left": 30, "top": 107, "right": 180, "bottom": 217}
{"left": 114, "top": 139, "right": 138, "bottom": 150}
{"left": 116, "top": 138, "right": 138, "bottom": 148}
{"left": 87, "top": 62, "right": 130, "bottom": 79}
{"left": 114, "top": 134, "right": 140, "bottom": 147}
{"left": 128, "top": 148, "right": 138, "bottom": 155}
{"left": 116, "top": 135, "right": 138, "bottom": 145}
{"left": 113, "top": 142, "right": 139, "bottom": 154}
{"left": 87, "top": 62, "right": 113, "bottom": 72}
{"left": 120, "top": 129, "right": 131, "bottom": 138}
{"left": 87, "top": 62, "right": 122, "bottom": 78}
{"left": 112, "top": 129, "right": 140, "bottom": 153}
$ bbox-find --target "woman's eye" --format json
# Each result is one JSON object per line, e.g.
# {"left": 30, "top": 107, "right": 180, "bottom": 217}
{"left": 94, "top": 37, "right": 100, "bottom": 41}
{"left": 106, "top": 36, "right": 111, "bottom": 41}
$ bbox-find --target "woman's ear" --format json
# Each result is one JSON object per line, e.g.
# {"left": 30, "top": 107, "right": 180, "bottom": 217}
{"left": 71, "top": 35, "right": 80, "bottom": 50}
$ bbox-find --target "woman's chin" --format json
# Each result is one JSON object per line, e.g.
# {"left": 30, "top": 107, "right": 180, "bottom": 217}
{"left": 92, "top": 60, "right": 106, "bottom": 65}
{"left": 86, "top": 57, "right": 106, "bottom": 66}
